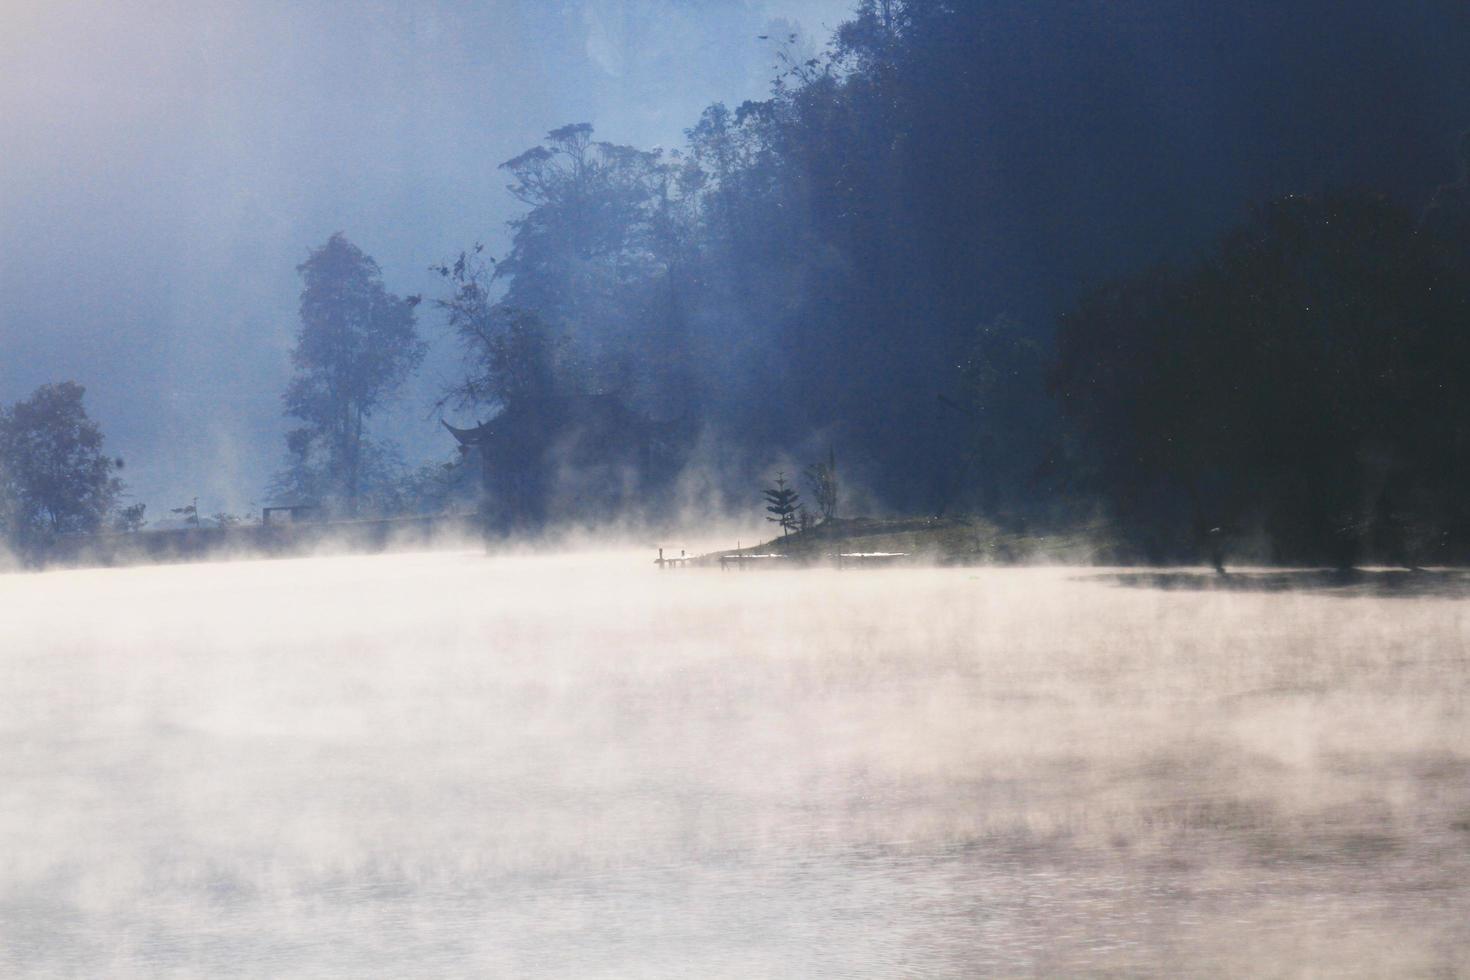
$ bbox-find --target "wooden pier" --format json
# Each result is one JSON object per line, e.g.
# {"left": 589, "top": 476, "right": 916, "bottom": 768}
{"left": 718, "top": 553, "right": 791, "bottom": 570}
{"left": 835, "top": 552, "right": 908, "bottom": 568}
{"left": 655, "top": 547, "right": 911, "bottom": 570}
{"left": 654, "top": 547, "right": 692, "bottom": 569}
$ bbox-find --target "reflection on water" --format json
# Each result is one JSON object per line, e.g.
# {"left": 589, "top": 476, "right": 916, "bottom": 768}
{"left": 1, "top": 553, "right": 1467, "bottom": 976}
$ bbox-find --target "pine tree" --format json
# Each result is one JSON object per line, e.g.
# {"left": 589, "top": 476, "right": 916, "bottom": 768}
{"left": 763, "top": 471, "right": 800, "bottom": 536}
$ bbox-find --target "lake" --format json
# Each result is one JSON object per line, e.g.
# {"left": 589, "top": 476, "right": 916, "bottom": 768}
{"left": 1, "top": 551, "right": 1467, "bottom": 976}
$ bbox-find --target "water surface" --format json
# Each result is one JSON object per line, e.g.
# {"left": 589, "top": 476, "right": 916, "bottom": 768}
{"left": 2, "top": 552, "right": 1467, "bottom": 976}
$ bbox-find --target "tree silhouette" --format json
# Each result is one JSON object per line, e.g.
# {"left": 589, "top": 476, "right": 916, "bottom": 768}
{"left": 112, "top": 502, "right": 147, "bottom": 533}
{"left": 764, "top": 471, "right": 801, "bottom": 536}
{"left": 433, "top": 247, "right": 570, "bottom": 413}
{"left": 1051, "top": 190, "right": 1470, "bottom": 565}
{"left": 0, "top": 382, "right": 124, "bottom": 545}
{"left": 279, "top": 233, "right": 424, "bottom": 515}
{"left": 804, "top": 448, "right": 839, "bottom": 521}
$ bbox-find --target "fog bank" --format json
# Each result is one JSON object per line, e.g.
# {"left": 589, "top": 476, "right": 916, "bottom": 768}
{"left": 1, "top": 553, "right": 1466, "bottom": 975}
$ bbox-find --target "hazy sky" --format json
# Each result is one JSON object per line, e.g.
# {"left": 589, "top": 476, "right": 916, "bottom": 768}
{"left": 0, "top": 0, "right": 854, "bottom": 514}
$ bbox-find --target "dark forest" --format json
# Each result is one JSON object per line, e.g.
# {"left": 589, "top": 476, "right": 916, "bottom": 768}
{"left": 6, "top": 0, "right": 1470, "bottom": 567}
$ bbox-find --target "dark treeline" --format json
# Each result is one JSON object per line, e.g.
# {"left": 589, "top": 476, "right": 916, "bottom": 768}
{"left": 1054, "top": 187, "right": 1470, "bottom": 565}
{"left": 7, "top": 0, "right": 1470, "bottom": 566}
{"left": 416, "top": 0, "right": 1470, "bottom": 563}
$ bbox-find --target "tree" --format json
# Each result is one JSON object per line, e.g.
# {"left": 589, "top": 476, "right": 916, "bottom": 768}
{"left": 804, "top": 448, "right": 839, "bottom": 521}
{"left": 432, "top": 248, "right": 571, "bottom": 412}
{"left": 1420, "top": 133, "right": 1470, "bottom": 257}
{"left": 492, "top": 124, "right": 704, "bottom": 413}
{"left": 112, "top": 502, "right": 147, "bottom": 533}
{"left": 496, "top": 124, "right": 665, "bottom": 322}
{"left": 0, "top": 382, "right": 124, "bottom": 545}
{"left": 956, "top": 315, "right": 1055, "bottom": 515}
{"left": 1051, "top": 190, "right": 1470, "bottom": 565}
{"left": 764, "top": 471, "right": 801, "bottom": 535}
{"left": 279, "top": 233, "right": 425, "bottom": 514}
{"left": 378, "top": 456, "right": 476, "bottom": 517}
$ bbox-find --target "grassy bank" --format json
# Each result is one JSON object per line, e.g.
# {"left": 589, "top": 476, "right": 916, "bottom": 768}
{"left": 692, "top": 516, "right": 1128, "bottom": 567}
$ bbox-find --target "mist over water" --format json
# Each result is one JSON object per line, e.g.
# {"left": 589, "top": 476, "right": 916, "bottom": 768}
{"left": 0, "top": 552, "right": 1466, "bottom": 976}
